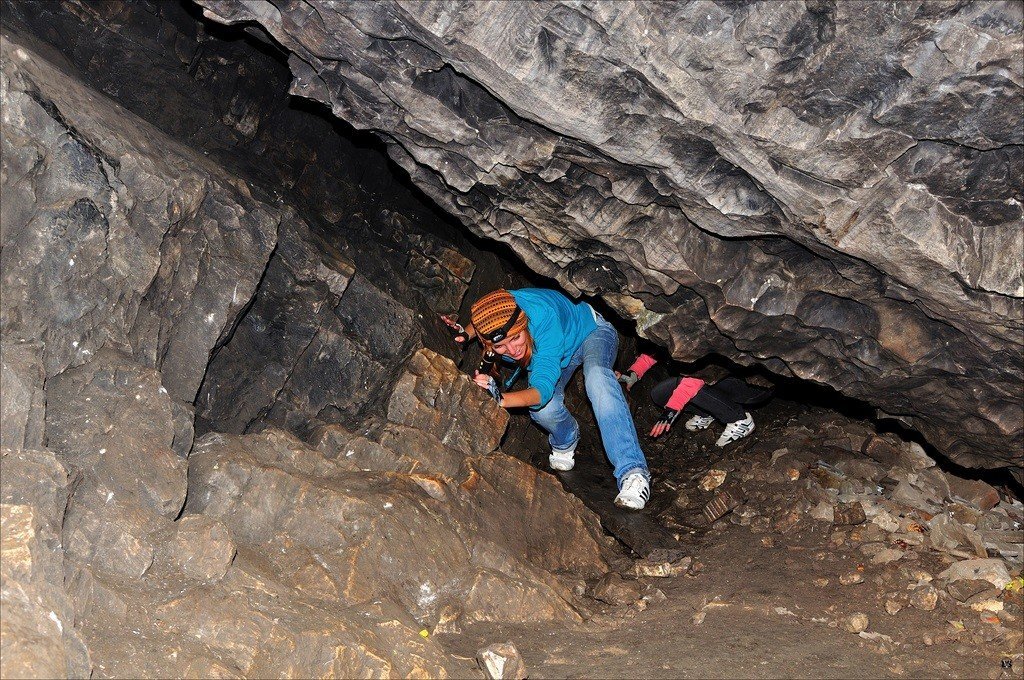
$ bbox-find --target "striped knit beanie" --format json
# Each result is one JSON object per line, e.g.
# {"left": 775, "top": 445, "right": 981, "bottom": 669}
{"left": 471, "top": 289, "right": 528, "bottom": 342}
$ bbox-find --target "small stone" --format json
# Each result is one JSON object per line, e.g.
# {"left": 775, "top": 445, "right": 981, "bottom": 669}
{"left": 749, "top": 516, "right": 772, "bottom": 534}
{"left": 871, "top": 510, "right": 900, "bottom": 533}
{"left": 810, "top": 501, "right": 835, "bottom": 523}
{"left": 938, "top": 558, "right": 1013, "bottom": 590}
{"left": 698, "top": 469, "right": 727, "bottom": 491}
{"left": 833, "top": 501, "right": 866, "bottom": 526}
{"left": 901, "top": 566, "right": 933, "bottom": 583}
{"left": 849, "top": 523, "right": 886, "bottom": 543}
{"left": 946, "top": 579, "right": 994, "bottom": 603}
{"left": 632, "top": 561, "right": 673, "bottom": 578}
{"left": 814, "top": 578, "right": 830, "bottom": 587}
{"left": 703, "top": 489, "right": 740, "bottom": 524}
{"left": 860, "top": 542, "right": 887, "bottom": 557}
{"left": 786, "top": 468, "right": 801, "bottom": 481}
{"left": 945, "top": 476, "right": 1000, "bottom": 512}
{"left": 642, "top": 588, "right": 668, "bottom": 607}
{"left": 476, "top": 642, "right": 526, "bottom": 680}
{"left": 910, "top": 585, "right": 939, "bottom": 611}
{"left": 592, "top": 573, "right": 643, "bottom": 605}
{"left": 760, "top": 535, "right": 777, "bottom": 548}
{"left": 844, "top": 613, "right": 869, "bottom": 633}
{"left": 871, "top": 548, "right": 905, "bottom": 565}
{"left": 885, "top": 597, "right": 905, "bottom": 615}
{"left": 840, "top": 572, "right": 864, "bottom": 586}
{"left": 969, "top": 599, "right": 1003, "bottom": 613}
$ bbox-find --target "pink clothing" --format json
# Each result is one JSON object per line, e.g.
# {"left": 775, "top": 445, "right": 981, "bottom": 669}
{"left": 666, "top": 377, "right": 705, "bottom": 411}
{"left": 627, "top": 353, "right": 705, "bottom": 410}
{"left": 628, "top": 353, "right": 658, "bottom": 379}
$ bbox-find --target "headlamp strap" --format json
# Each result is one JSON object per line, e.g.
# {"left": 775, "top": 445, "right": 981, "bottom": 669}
{"left": 486, "top": 306, "right": 521, "bottom": 343}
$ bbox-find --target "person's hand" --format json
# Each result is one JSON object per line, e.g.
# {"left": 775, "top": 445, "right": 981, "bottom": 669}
{"left": 473, "top": 372, "right": 502, "bottom": 403}
{"left": 616, "top": 369, "right": 639, "bottom": 392}
{"left": 441, "top": 314, "right": 470, "bottom": 345}
{"left": 649, "top": 408, "right": 680, "bottom": 438}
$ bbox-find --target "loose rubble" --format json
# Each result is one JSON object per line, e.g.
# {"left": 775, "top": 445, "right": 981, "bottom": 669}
{"left": 653, "top": 409, "right": 1023, "bottom": 669}
{"left": 476, "top": 642, "right": 527, "bottom": 680}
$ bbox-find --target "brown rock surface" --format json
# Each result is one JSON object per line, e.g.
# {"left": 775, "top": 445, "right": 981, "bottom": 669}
{"left": 45, "top": 348, "right": 186, "bottom": 518}
{"left": 186, "top": 425, "right": 600, "bottom": 628}
{"left": 0, "top": 450, "right": 90, "bottom": 678}
{"left": 0, "top": 10, "right": 612, "bottom": 679}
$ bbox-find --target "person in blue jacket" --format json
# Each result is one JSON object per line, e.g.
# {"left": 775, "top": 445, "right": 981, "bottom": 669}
{"left": 443, "top": 288, "right": 651, "bottom": 509}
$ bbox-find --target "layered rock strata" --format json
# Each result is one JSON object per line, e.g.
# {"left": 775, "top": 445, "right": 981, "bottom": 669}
{"left": 0, "top": 25, "right": 613, "bottom": 678}
{"left": 196, "top": 0, "right": 1023, "bottom": 468}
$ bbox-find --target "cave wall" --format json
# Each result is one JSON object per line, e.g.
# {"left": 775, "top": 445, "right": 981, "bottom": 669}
{"left": 0, "top": 4, "right": 615, "bottom": 675}
{"left": 193, "top": 0, "right": 1023, "bottom": 468}
{"left": 2, "top": 0, "right": 549, "bottom": 438}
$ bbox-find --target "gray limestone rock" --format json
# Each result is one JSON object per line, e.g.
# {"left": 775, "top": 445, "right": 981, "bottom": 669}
{"left": 45, "top": 348, "right": 186, "bottom": 518}
{"left": 0, "top": 32, "right": 278, "bottom": 401}
{"left": 195, "top": 0, "right": 1023, "bottom": 469}
{"left": 0, "top": 340, "right": 46, "bottom": 451}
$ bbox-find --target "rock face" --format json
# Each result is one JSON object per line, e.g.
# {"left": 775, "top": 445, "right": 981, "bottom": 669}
{"left": 0, "top": 22, "right": 278, "bottom": 427}
{"left": 1, "top": 450, "right": 90, "bottom": 679}
{"left": 0, "top": 12, "right": 613, "bottom": 677}
{"left": 196, "top": 0, "right": 1023, "bottom": 468}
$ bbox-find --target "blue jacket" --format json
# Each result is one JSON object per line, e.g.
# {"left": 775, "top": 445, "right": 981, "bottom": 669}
{"left": 509, "top": 288, "right": 597, "bottom": 407}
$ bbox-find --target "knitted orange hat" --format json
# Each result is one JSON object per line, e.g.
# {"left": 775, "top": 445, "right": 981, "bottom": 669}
{"left": 471, "top": 289, "right": 528, "bottom": 343}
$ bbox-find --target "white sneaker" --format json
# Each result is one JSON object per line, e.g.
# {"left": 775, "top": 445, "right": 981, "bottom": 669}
{"left": 614, "top": 473, "right": 650, "bottom": 510}
{"left": 685, "top": 414, "right": 715, "bottom": 431}
{"left": 549, "top": 445, "right": 576, "bottom": 471}
{"left": 716, "top": 413, "right": 755, "bottom": 447}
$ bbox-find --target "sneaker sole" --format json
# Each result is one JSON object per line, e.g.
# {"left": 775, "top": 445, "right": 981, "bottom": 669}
{"left": 614, "top": 498, "right": 646, "bottom": 510}
{"left": 549, "top": 461, "right": 574, "bottom": 471}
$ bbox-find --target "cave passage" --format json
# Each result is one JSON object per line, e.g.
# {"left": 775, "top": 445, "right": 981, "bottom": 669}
{"left": 1, "top": 2, "right": 1022, "bottom": 679}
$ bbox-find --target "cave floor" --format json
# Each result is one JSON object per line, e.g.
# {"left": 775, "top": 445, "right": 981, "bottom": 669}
{"left": 439, "top": 397, "right": 1021, "bottom": 679}
{"left": 441, "top": 525, "right": 1007, "bottom": 679}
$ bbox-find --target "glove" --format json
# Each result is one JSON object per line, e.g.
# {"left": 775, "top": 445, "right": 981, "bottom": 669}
{"left": 441, "top": 314, "right": 470, "bottom": 346}
{"left": 484, "top": 375, "right": 502, "bottom": 403}
{"left": 617, "top": 370, "right": 638, "bottom": 391}
{"left": 650, "top": 408, "right": 680, "bottom": 438}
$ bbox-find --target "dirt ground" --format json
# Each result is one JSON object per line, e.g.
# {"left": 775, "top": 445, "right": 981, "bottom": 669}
{"left": 442, "top": 527, "right": 1011, "bottom": 679}
{"left": 438, "top": 395, "right": 1023, "bottom": 679}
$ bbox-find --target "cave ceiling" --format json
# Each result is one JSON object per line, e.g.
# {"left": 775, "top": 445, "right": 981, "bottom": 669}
{"left": 194, "top": 0, "right": 1024, "bottom": 468}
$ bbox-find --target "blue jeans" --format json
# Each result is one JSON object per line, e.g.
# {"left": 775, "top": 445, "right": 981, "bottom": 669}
{"left": 530, "top": 313, "right": 650, "bottom": 488}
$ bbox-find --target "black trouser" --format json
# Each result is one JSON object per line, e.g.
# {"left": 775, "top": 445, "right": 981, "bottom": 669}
{"left": 650, "top": 377, "right": 772, "bottom": 424}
